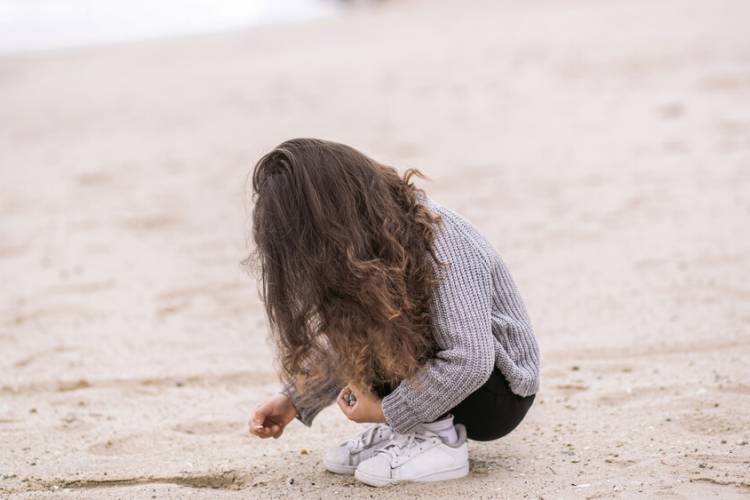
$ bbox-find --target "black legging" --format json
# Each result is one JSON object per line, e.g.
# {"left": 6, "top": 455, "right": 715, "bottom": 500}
{"left": 375, "top": 368, "right": 535, "bottom": 441}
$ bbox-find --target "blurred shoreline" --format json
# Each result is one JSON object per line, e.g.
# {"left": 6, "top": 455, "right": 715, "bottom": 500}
{"left": 0, "top": 0, "right": 341, "bottom": 54}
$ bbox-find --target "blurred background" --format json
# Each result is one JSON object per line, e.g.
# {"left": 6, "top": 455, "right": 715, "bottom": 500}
{"left": 0, "top": 0, "right": 342, "bottom": 53}
{"left": 1, "top": 0, "right": 749, "bottom": 498}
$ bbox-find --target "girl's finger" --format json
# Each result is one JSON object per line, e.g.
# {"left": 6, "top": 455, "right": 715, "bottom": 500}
{"left": 337, "top": 386, "right": 350, "bottom": 400}
{"left": 250, "top": 409, "right": 267, "bottom": 428}
{"left": 248, "top": 419, "right": 260, "bottom": 434}
{"left": 336, "top": 387, "right": 347, "bottom": 403}
{"left": 339, "top": 396, "right": 362, "bottom": 422}
{"left": 250, "top": 426, "right": 270, "bottom": 438}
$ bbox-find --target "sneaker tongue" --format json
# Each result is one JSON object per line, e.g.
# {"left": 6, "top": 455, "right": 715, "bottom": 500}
{"left": 353, "top": 424, "right": 382, "bottom": 451}
{"left": 395, "top": 429, "right": 434, "bottom": 448}
{"left": 379, "top": 430, "right": 434, "bottom": 461}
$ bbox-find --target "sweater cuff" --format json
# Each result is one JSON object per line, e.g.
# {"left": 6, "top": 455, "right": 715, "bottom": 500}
{"left": 381, "top": 385, "right": 422, "bottom": 434}
{"left": 281, "top": 382, "right": 323, "bottom": 427}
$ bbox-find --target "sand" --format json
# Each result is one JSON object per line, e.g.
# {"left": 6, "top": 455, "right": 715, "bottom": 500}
{"left": 1, "top": 0, "right": 749, "bottom": 498}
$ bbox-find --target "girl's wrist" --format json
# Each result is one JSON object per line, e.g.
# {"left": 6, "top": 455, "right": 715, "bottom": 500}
{"left": 279, "top": 391, "right": 300, "bottom": 418}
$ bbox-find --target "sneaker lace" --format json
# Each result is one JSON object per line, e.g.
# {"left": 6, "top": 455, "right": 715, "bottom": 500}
{"left": 378, "top": 429, "right": 438, "bottom": 461}
{"left": 350, "top": 424, "right": 389, "bottom": 452}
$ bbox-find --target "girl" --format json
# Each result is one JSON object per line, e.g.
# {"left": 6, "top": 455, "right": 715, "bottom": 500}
{"left": 247, "top": 139, "right": 539, "bottom": 487}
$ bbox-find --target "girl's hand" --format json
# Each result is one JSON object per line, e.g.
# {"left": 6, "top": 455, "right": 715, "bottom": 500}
{"left": 337, "top": 384, "right": 386, "bottom": 424}
{"left": 249, "top": 393, "right": 298, "bottom": 439}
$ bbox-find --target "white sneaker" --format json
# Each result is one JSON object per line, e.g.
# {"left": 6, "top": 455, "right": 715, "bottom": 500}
{"left": 323, "top": 424, "right": 394, "bottom": 475}
{"left": 354, "top": 424, "right": 469, "bottom": 487}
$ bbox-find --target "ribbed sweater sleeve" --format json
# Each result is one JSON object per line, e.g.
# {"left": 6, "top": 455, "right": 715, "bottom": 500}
{"left": 281, "top": 377, "right": 342, "bottom": 427}
{"left": 380, "top": 233, "right": 496, "bottom": 434}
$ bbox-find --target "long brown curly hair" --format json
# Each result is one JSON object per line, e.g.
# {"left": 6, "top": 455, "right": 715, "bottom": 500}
{"left": 245, "top": 138, "right": 444, "bottom": 401}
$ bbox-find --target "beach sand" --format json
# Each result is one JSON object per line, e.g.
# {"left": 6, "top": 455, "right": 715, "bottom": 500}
{"left": 1, "top": 0, "right": 749, "bottom": 497}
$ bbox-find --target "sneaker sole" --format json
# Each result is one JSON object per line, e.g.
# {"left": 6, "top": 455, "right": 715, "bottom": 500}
{"left": 354, "top": 463, "right": 469, "bottom": 487}
{"left": 322, "top": 459, "right": 357, "bottom": 475}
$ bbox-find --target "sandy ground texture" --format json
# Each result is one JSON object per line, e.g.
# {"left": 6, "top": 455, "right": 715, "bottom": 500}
{"left": 2, "top": 0, "right": 750, "bottom": 498}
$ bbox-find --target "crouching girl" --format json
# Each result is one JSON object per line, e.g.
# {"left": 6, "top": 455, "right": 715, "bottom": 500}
{"left": 247, "top": 139, "right": 539, "bottom": 487}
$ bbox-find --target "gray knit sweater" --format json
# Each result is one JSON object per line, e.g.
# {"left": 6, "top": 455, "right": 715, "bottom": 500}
{"left": 282, "top": 192, "right": 540, "bottom": 434}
